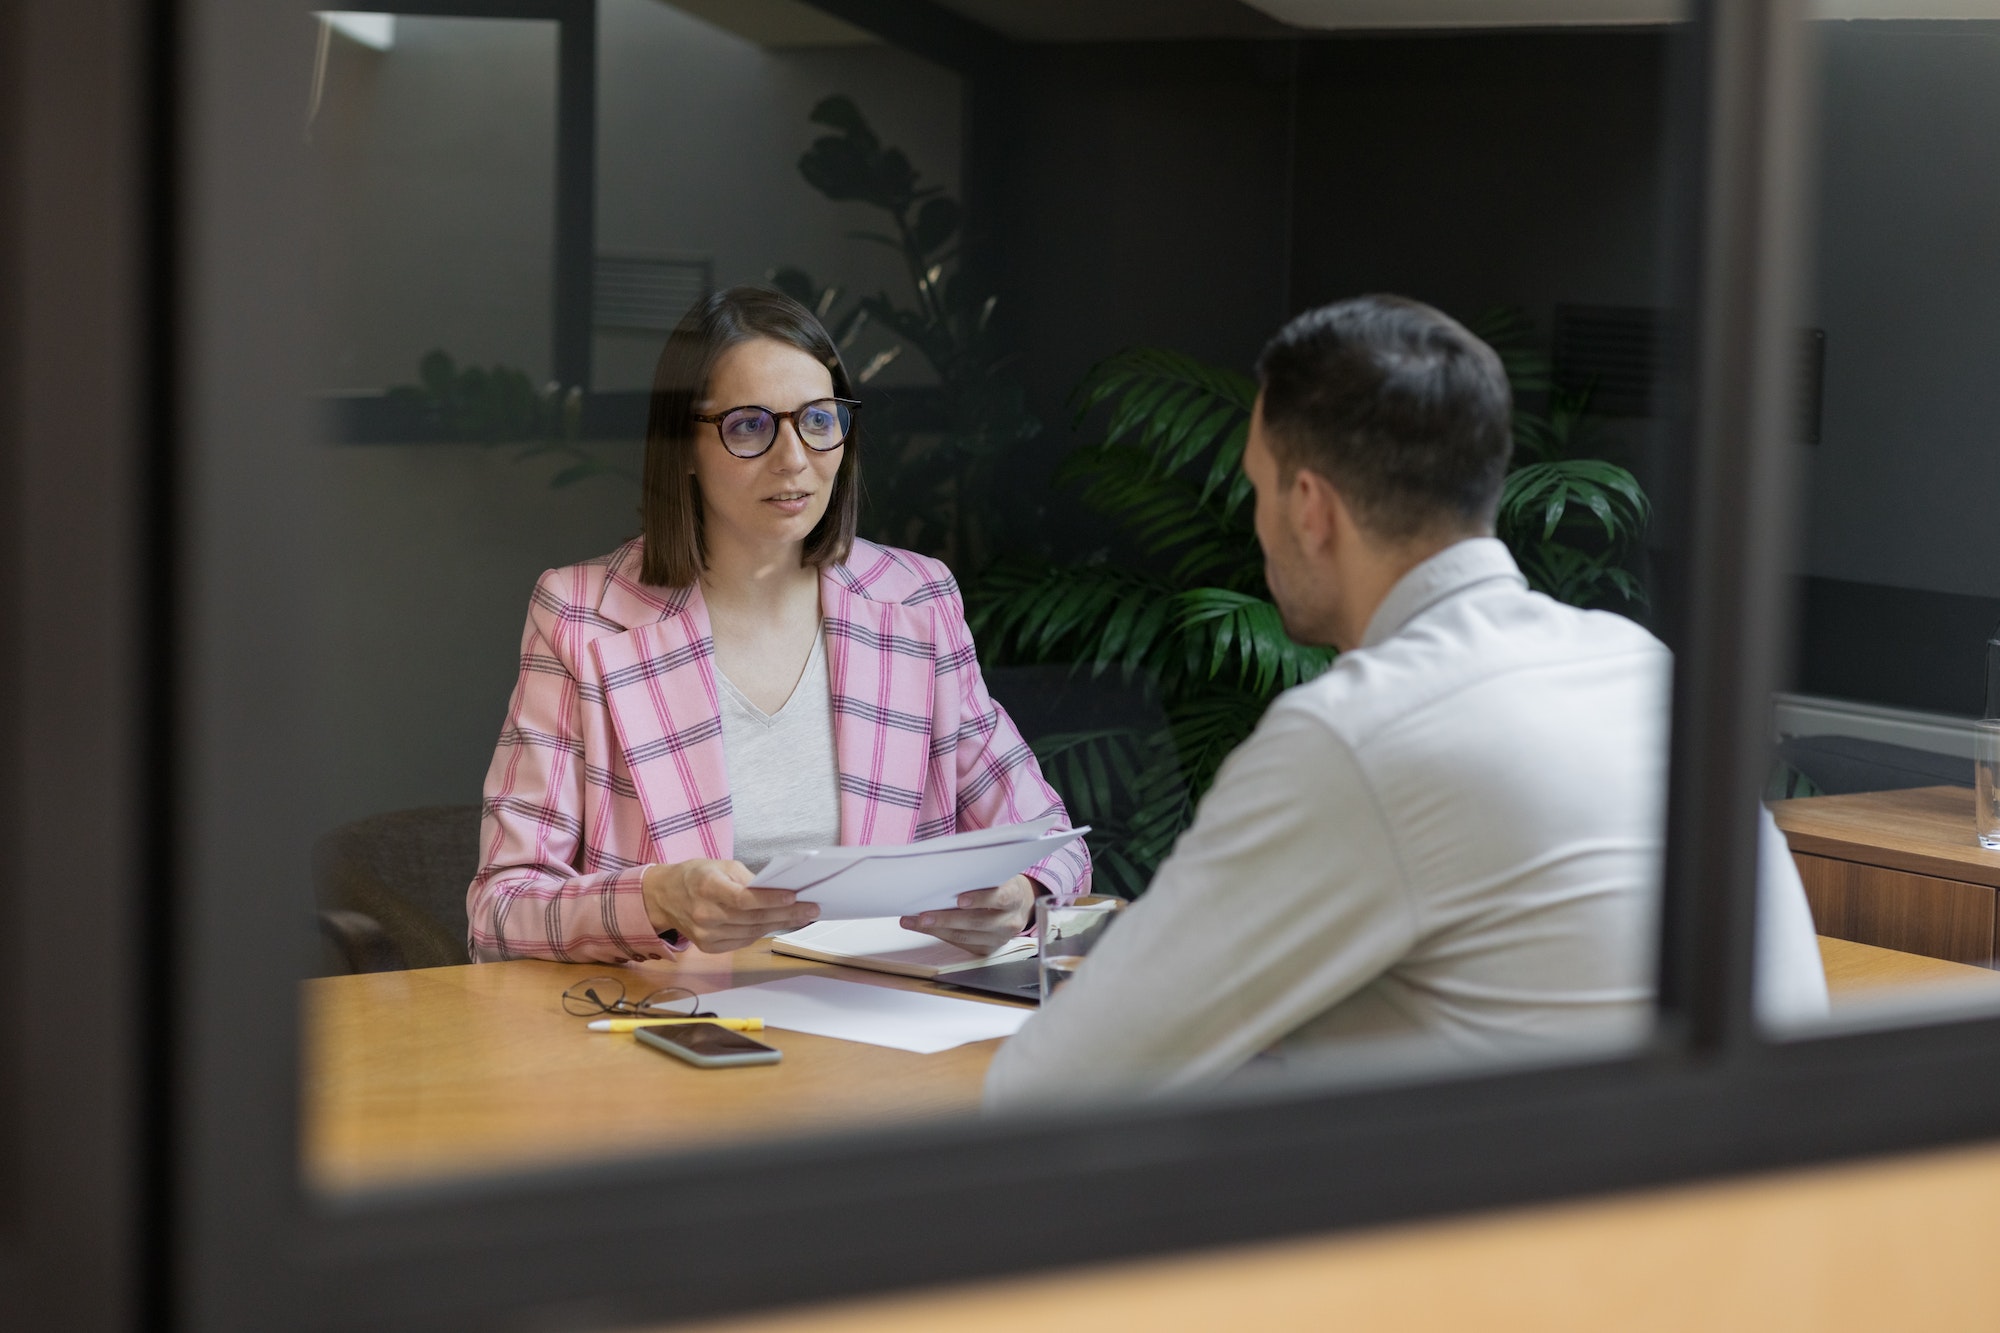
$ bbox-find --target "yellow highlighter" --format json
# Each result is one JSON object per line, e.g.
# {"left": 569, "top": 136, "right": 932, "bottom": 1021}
{"left": 586, "top": 1017, "right": 764, "bottom": 1033}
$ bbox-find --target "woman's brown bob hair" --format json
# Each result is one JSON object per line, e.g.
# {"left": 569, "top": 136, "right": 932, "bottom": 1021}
{"left": 640, "top": 285, "right": 861, "bottom": 587}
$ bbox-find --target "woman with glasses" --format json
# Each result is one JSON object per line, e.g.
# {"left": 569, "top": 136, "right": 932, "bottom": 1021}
{"left": 466, "top": 286, "right": 1089, "bottom": 963}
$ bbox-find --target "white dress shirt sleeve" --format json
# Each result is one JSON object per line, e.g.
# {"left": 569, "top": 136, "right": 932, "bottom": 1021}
{"left": 983, "top": 699, "right": 1416, "bottom": 1110}
{"left": 1755, "top": 805, "right": 1832, "bottom": 1027}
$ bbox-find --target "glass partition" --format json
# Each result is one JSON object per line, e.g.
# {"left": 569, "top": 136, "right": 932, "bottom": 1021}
{"left": 301, "top": 0, "right": 986, "bottom": 1194}
{"left": 24, "top": 0, "right": 1984, "bottom": 1324}
{"left": 1760, "top": 12, "right": 2000, "bottom": 1033}
{"left": 309, "top": 13, "right": 559, "bottom": 395}
{"left": 25, "top": 0, "right": 1947, "bottom": 1326}
{"left": 285, "top": 1, "right": 1713, "bottom": 1205}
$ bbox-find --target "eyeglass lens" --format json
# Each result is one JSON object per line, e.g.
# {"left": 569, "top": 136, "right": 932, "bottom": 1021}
{"left": 719, "top": 399, "right": 851, "bottom": 457}
{"left": 560, "top": 976, "right": 704, "bottom": 1018}
{"left": 561, "top": 976, "right": 627, "bottom": 1016}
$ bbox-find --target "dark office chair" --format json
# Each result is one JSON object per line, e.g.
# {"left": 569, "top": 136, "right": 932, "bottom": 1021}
{"left": 313, "top": 804, "right": 482, "bottom": 974}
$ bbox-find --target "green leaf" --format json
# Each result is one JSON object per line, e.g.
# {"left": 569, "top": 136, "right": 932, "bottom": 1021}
{"left": 1105, "top": 380, "right": 1178, "bottom": 449}
{"left": 912, "top": 197, "right": 961, "bottom": 255}
{"left": 418, "top": 349, "right": 455, "bottom": 398}
{"left": 766, "top": 266, "right": 820, "bottom": 308}
{"left": 808, "top": 94, "right": 876, "bottom": 146}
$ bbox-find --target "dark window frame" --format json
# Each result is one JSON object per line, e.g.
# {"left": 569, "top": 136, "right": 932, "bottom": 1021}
{"left": 22, "top": 2, "right": 2000, "bottom": 1332}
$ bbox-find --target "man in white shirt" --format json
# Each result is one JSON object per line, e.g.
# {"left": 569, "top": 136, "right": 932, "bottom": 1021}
{"left": 984, "top": 295, "right": 1825, "bottom": 1108}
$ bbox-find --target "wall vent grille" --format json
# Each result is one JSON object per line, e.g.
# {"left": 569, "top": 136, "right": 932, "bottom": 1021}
{"left": 594, "top": 254, "right": 712, "bottom": 333}
{"left": 1550, "top": 303, "right": 1823, "bottom": 442}
{"left": 1552, "top": 304, "right": 1661, "bottom": 418}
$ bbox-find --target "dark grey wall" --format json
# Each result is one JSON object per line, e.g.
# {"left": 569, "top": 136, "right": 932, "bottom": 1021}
{"left": 973, "top": 22, "right": 2000, "bottom": 717}
{"left": 993, "top": 41, "right": 1295, "bottom": 480}
{"left": 1790, "top": 24, "right": 2000, "bottom": 715}
{"left": 1803, "top": 24, "right": 2000, "bottom": 603}
{"left": 986, "top": 31, "right": 1672, "bottom": 556}
{"left": 1287, "top": 33, "right": 1668, "bottom": 320}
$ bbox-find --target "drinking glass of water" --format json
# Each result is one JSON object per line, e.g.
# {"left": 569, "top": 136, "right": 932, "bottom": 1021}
{"left": 1977, "top": 720, "right": 2000, "bottom": 850}
{"left": 1037, "top": 897, "right": 1123, "bottom": 1001}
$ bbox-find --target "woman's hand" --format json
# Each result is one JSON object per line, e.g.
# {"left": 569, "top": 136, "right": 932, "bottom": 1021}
{"left": 901, "top": 874, "right": 1039, "bottom": 956}
{"left": 642, "top": 858, "right": 820, "bottom": 954}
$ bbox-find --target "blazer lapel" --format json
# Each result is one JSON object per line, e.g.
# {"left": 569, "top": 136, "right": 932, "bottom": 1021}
{"left": 591, "top": 559, "right": 733, "bottom": 863}
{"left": 822, "top": 567, "right": 935, "bottom": 848}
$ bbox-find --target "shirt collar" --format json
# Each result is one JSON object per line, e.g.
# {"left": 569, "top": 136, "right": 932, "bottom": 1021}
{"left": 1359, "top": 537, "right": 1527, "bottom": 650}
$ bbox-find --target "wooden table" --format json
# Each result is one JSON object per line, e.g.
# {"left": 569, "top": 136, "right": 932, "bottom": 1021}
{"left": 1816, "top": 934, "right": 2000, "bottom": 996}
{"left": 1771, "top": 785, "right": 2000, "bottom": 966}
{"left": 303, "top": 941, "right": 1028, "bottom": 1195}
{"left": 306, "top": 936, "right": 1996, "bottom": 1197}
{"left": 664, "top": 1137, "right": 2000, "bottom": 1333}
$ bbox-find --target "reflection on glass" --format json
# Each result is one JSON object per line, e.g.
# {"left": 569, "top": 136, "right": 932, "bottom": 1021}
{"left": 1762, "top": 11, "right": 2000, "bottom": 1033}
{"left": 299, "top": 8, "right": 1696, "bottom": 1196}
{"left": 308, "top": 14, "right": 557, "bottom": 394}
{"left": 1037, "top": 898, "right": 1122, "bottom": 1000}
{"left": 592, "top": 0, "right": 958, "bottom": 395}
{"left": 1975, "top": 721, "right": 2000, "bottom": 851}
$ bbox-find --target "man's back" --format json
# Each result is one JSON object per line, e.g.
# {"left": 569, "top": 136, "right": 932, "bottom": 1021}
{"left": 984, "top": 540, "right": 1670, "bottom": 1106}
{"left": 1277, "top": 538, "right": 1667, "bottom": 1053}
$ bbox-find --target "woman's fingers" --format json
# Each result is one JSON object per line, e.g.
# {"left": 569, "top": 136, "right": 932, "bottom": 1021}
{"left": 665, "top": 861, "right": 819, "bottom": 950}
{"left": 900, "top": 906, "right": 1015, "bottom": 954}
{"left": 685, "top": 879, "right": 818, "bottom": 927}
{"left": 903, "top": 875, "right": 1043, "bottom": 953}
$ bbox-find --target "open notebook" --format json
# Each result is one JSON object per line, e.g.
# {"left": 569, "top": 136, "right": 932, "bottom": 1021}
{"left": 770, "top": 916, "right": 1036, "bottom": 980}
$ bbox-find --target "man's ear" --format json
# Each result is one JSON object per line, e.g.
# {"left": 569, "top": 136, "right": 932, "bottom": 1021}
{"left": 1287, "top": 465, "right": 1348, "bottom": 558}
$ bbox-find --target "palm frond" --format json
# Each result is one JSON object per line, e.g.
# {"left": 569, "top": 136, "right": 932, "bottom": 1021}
{"left": 1058, "top": 445, "right": 1255, "bottom": 584}
{"left": 1026, "top": 724, "right": 1193, "bottom": 897}
{"left": 1030, "top": 729, "right": 1146, "bottom": 829}
{"left": 1469, "top": 307, "right": 1553, "bottom": 398}
{"left": 969, "top": 562, "right": 1179, "bottom": 684}
{"left": 1170, "top": 590, "right": 1336, "bottom": 695}
{"left": 1072, "top": 349, "right": 1256, "bottom": 482}
{"left": 1162, "top": 689, "right": 1271, "bottom": 801}
{"left": 1499, "top": 458, "right": 1649, "bottom": 545}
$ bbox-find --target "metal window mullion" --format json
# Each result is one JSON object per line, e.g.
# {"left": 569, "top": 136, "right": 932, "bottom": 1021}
{"left": 10, "top": 1, "right": 163, "bottom": 1330}
{"left": 552, "top": 0, "right": 594, "bottom": 391}
{"left": 1658, "top": 0, "right": 1817, "bottom": 1058}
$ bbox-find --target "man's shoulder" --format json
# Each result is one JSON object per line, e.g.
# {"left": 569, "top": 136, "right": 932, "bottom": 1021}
{"left": 1286, "top": 584, "right": 1669, "bottom": 746}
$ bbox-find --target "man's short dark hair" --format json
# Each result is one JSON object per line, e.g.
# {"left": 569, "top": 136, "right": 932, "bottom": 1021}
{"left": 1254, "top": 295, "right": 1512, "bottom": 543}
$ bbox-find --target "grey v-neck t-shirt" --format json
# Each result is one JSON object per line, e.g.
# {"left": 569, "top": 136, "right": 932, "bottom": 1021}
{"left": 715, "top": 630, "right": 842, "bottom": 874}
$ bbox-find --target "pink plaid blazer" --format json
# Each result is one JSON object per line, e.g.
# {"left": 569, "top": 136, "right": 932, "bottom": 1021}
{"left": 467, "top": 537, "right": 1091, "bottom": 963}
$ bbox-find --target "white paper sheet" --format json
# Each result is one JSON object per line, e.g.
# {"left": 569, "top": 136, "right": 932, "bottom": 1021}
{"left": 752, "top": 814, "right": 1063, "bottom": 885}
{"left": 771, "top": 917, "right": 1036, "bottom": 975}
{"left": 749, "top": 818, "right": 1089, "bottom": 920}
{"left": 691, "top": 974, "right": 1032, "bottom": 1054}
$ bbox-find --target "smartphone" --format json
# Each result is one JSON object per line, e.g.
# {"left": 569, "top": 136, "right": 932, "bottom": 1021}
{"left": 633, "top": 1022, "right": 782, "bottom": 1068}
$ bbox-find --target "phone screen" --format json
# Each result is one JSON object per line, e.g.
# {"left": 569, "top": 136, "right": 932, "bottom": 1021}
{"left": 651, "top": 1023, "right": 774, "bottom": 1056}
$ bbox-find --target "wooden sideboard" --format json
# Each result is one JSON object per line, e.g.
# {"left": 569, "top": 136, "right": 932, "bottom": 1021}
{"left": 1770, "top": 785, "right": 2000, "bottom": 967}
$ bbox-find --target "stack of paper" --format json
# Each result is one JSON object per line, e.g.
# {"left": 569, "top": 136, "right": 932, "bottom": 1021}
{"left": 772, "top": 917, "right": 1036, "bottom": 979}
{"left": 691, "top": 975, "right": 1032, "bottom": 1054}
{"left": 750, "top": 817, "right": 1089, "bottom": 920}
